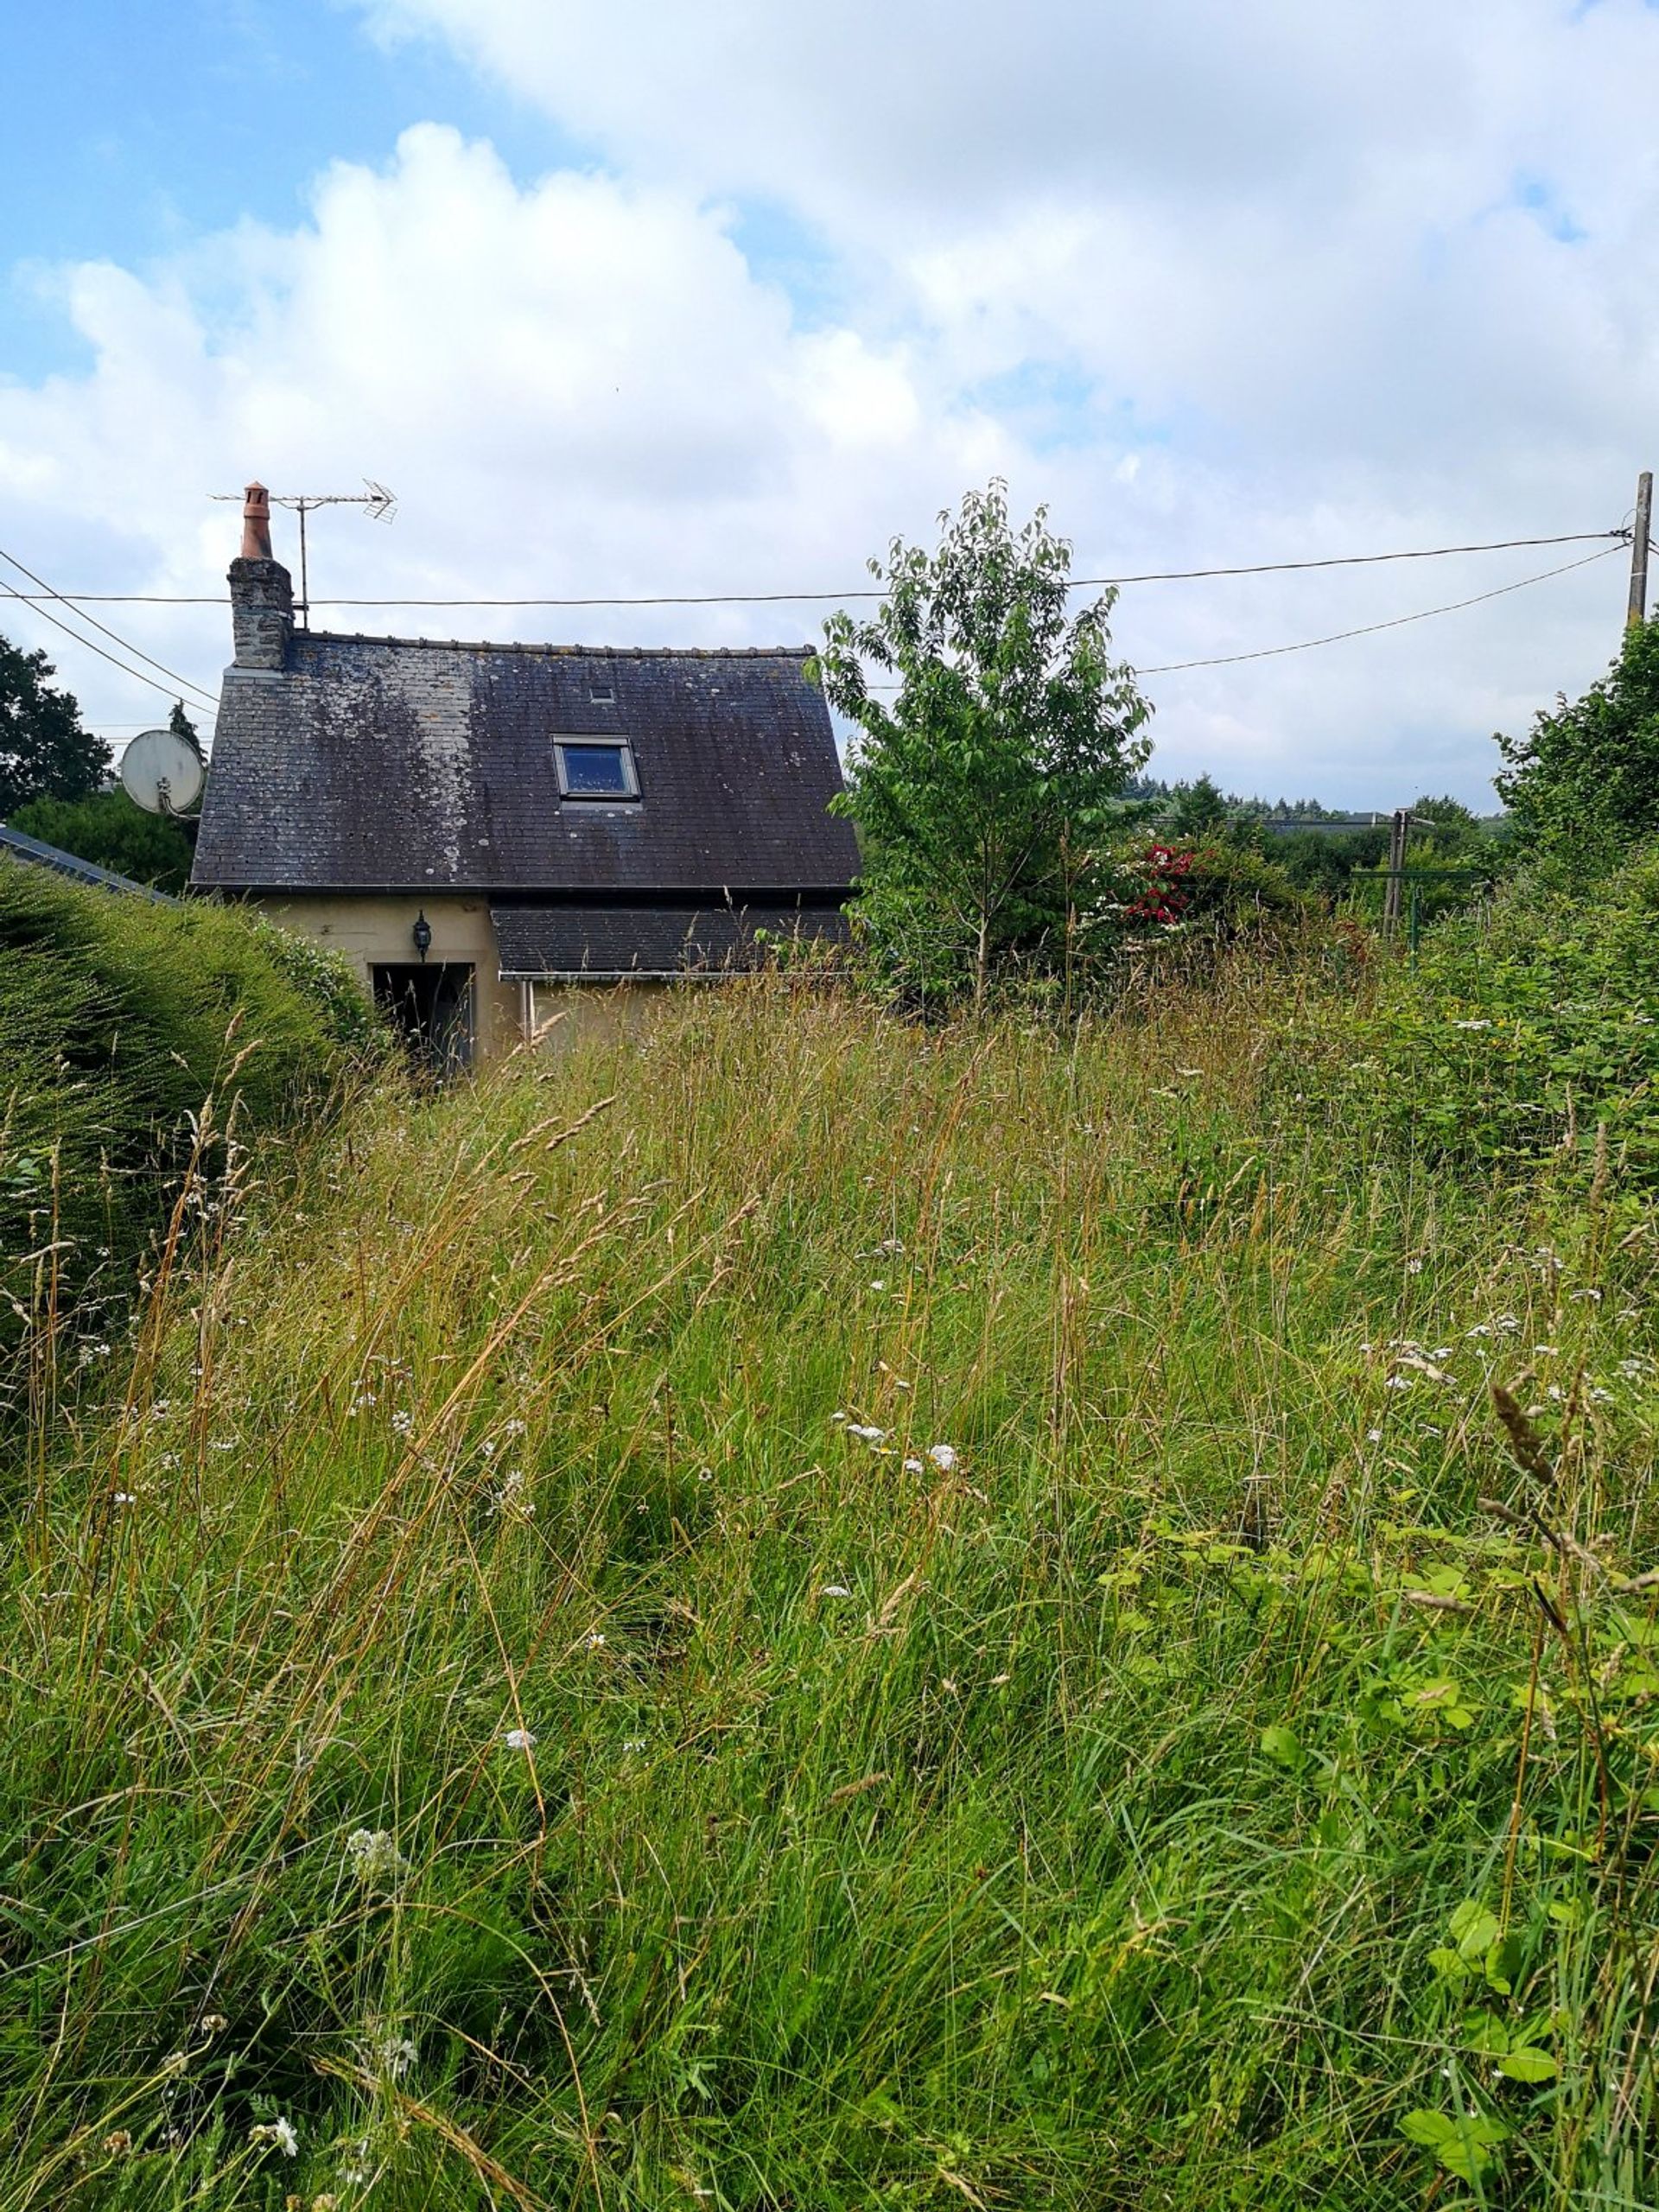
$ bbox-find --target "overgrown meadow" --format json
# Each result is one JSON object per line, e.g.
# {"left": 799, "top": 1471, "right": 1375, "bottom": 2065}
{"left": 6, "top": 957, "right": 1659, "bottom": 2209}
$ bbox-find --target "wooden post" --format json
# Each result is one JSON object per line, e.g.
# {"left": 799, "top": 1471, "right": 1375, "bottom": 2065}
{"left": 1383, "top": 807, "right": 1409, "bottom": 934}
{"left": 1629, "top": 472, "right": 1653, "bottom": 631}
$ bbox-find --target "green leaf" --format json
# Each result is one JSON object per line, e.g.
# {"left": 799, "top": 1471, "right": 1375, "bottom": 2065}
{"left": 1464, "top": 2013, "right": 1510, "bottom": 2056}
{"left": 1259, "top": 1724, "right": 1303, "bottom": 1770}
{"left": 1448, "top": 1899, "right": 1500, "bottom": 1961}
{"left": 1496, "top": 2046, "right": 1558, "bottom": 2083}
{"left": 1436, "top": 2137, "right": 1499, "bottom": 2184}
{"left": 1399, "top": 2109, "right": 1457, "bottom": 2147}
{"left": 1428, "top": 1947, "right": 1471, "bottom": 1981}
{"left": 1484, "top": 1932, "right": 1523, "bottom": 1994}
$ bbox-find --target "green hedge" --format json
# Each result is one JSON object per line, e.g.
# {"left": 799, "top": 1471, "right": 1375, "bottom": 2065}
{"left": 0, "top": 863, "right": 382, "bottom": 1370}
{"left": 1280, "top": 848, "right": 1659, "bottom": 1185}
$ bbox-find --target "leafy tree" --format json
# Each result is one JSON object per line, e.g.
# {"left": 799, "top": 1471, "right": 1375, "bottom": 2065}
{"left": 0, "top": 634, "right": 110, "bottom": 817}
{"left": 9, "top": 788, "right": 197, "bottom": 894}
{"left": 1496, "top": 616, "right": 1659, "bottom": 855}
{"left": 814, "top": 482, "right": 1153, "bottom": 1006}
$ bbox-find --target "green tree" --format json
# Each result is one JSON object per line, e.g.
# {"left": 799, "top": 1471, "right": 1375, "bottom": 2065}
{"left": 814, "top": 482, "right": 1153, "bottom": 1006}
{"left": 168, "top": 700, "right": 202, "bottom": 752}
{"left": 0, "top": 634, "right": 111, "bottom": 817}
{"left": 9, "top": 788, "right": 197, "bottom": 893}
{"left": 1166, "top": 772, "right": 1231, "bottom": 842}
{"left": 1495, "top": 617, "right": 1659, "bottom": 855}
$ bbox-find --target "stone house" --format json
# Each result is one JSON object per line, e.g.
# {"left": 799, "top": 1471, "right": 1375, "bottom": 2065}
{"left": 191, "top": 488, "right": 857, "bottom": 1065}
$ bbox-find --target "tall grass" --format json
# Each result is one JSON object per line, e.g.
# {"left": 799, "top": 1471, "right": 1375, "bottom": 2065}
{"left": 4, "top": 972, "right": 1658, "bottom": 2208}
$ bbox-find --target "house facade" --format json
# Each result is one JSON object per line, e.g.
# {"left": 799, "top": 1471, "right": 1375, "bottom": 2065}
{"left": 191, "top": 488, "right": 858, "bottom": 1064}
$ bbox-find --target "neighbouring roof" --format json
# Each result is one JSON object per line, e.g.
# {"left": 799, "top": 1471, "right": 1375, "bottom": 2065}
{"left": 493, "top": 902, "right": 850, "bottom": 979}
{"left": 192, "top": 632, "right": 860, "bottom": 896}
{"left": 0, "top": 823, "right": 175, "bottom": 903}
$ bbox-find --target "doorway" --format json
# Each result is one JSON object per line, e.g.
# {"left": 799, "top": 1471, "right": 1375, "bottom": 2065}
{"left": 372, "top": 962, "right": 475, "bottom": 1075}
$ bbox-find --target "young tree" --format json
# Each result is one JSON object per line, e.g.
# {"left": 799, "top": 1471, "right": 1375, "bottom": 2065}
{"left": 0, "top": 633, "right": 111, "bottom": 817}
{"left": 1496, "top": 617, "right": 1659, "bottom": 855}
{"left": 814, "top": 482, "right": 1153, "bottom": 1006}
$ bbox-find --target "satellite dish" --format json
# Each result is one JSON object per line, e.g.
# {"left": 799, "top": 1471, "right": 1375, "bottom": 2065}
{"left": 121, "top": 727, "right": 205, "bottom": 816}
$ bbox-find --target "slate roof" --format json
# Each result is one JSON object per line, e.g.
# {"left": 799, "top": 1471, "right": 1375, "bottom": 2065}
{"left": 493, "top": 902, "right": 850, "bottom": 978}
{"left": 192, "top": 631, "right": 860, "bottom": 897}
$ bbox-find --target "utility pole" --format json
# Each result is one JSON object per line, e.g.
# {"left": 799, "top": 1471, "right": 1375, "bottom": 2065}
{"left": 1383, "top": 807, "right": 1410, "bottom": 935}
{"left": 1629, "top": 470, "right": 1653, "bottom": 630}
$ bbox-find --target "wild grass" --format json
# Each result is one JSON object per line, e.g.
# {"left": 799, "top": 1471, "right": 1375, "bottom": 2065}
{"left": 5, "top": 970, "right": 1659, "bottom": 2209}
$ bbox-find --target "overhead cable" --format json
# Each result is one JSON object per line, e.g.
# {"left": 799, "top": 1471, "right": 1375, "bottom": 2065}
{"left": 1137, "top": 543, "right": 1625, "bottom": 675}
{"left": 0, "top": 527, "right": 1628, "bottom": 612}
{"left": 0, "top": 544, "right": 219, "bottom": 709}
{"left": 0, "top": 580, "right": 219, "bottom": 715}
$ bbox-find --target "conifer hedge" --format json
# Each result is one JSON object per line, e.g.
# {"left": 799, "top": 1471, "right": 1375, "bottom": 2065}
{"left": 0, "top": 861, "right": 381, "bottom": 1376}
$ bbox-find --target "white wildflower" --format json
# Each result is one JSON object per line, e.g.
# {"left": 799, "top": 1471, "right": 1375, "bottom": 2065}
{"left": 1365, "top": 1428, "right": 1384, "bottom": 1444}
{"left": 845, "top": 1423, "right": 887, "bottom": 1443}
{"left": 250, "top": 2117, "right": 299, "bottom": 2157}
{"left": 830, "top": 1411, "right": 848, "bottom": 1425}
{"left": 582, "top": 1630, "right": 607, "bottom": 1649}
{"left": 819, "top": 1585, "right": 854, "bottom": 1599}
{"left": 1384, "top": 1375, "right": 1413, "bottom": 1392}
{"left": 903, "top": 1457, "right": 924, "bottom": 1473}
{"left": 345, "top": 1828, "right": 405, "bottom": 1887}
{"left": 368, "top": 2031, "right": 418, "bottom": 2081}
{"left": 112, "top": 1491, "right": 137, "bottom": 1505}
{"left": 868, "top": 1280, "right": 887, "bottom": 1292}
{"left": 927, "top": 1444, "right": 959, "bottom": 1472}
{"left": 1452, "top": 1018, "right": 1492, "bottom": 1031}
{"left": 503, "top": 1726, "right": 537, "bottom": 1751}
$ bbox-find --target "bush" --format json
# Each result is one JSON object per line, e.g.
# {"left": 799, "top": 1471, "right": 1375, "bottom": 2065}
{"left": 7, "top": 788, "right": 198, "bottom": 894}
{"left": 1282, "top": 847, "right": 1659, "bottom": 1184}
{"left": 0, "top": 862, "right": 383, "bottom": 1372}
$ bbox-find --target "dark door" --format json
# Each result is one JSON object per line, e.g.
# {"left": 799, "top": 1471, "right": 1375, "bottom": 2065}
{"left": 372, "top": 963, "right": 475, "bottom": 1075}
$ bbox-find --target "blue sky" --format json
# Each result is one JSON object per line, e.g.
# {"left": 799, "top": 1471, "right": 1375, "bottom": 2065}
{"left": 4, "top": 0, "right": 1659, "bottom": 803}
{"left": 2, "top": 2, "right": 570, "bottom": 377}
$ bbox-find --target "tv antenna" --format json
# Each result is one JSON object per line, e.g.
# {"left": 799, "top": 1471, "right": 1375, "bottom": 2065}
{"left": 209, "top": 479, "right": 397, "bottom": 627}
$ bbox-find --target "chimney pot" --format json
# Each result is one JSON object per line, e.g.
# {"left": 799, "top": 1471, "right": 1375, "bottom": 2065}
{"left": 240, "top": 481, "right": 273, "bottom": 562}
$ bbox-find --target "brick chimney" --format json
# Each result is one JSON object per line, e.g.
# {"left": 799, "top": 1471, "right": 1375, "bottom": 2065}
{"left": 227, "top": 482, "right": 293, "bottom": 669}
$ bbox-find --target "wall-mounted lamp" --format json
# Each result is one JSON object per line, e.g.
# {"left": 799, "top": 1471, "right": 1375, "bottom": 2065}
{"left": 412, "top": 910, "right": 433, "bottom": 962}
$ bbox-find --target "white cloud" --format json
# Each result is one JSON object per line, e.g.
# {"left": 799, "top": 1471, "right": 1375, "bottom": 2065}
{"left": 6, "top": 2, "right": 1659, "bottom": 800}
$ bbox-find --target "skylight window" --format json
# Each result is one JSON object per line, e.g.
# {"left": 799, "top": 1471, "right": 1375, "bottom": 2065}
{"left": 554, "top": 739, "right": 639, "bottom": 800}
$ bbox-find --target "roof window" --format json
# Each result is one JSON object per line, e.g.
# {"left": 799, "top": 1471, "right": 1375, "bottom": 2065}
{"left": 588, "top": 682, "right": 615, "bottom": 703}
{"left": 554, "top": 738, "right": 639, "bottom": 800}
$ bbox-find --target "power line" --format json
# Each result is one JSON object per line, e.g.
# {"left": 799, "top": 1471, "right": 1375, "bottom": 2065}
{"left": 0, "top": 580, "right": 220, "bottom": 715}
{"left": 1137, "top": 542, "right": 1624, "bottom": 675}
{"left": 0, "top": 526, "right": 1627, "bottom": 612}
{"left": 855, "top": 543, "right": 1626, "bottom": 690}
{"left": 0, "top": 544, "right": 219, "bottom": 709}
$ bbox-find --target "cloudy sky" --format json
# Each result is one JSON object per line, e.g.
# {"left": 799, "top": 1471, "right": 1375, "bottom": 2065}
{"left": 3, "top": 0, "right": 1656, "bottom": 805}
